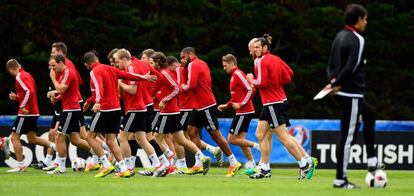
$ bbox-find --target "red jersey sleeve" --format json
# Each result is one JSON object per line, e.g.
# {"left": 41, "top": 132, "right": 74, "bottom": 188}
{"left": 112, "top": 66, "right": 147, "bottom": 81}
{"left": 90, "top": 70, "right": 103, "bottom": 103}
{"left": 160, "top": 70, "right": 179, "bottom": 103}
{"left": 182, "top": 62, "right": 199, "bottom": 90}
{"left": 60, "top": 69, "right": 74, "bottom": 87}
{"left": 15, "top": 74, "right": 30, "bottom": 108}
{"left": 234, "top": 71, "right": 253, "bottom": 106}
{"left": 85, "top": 80, "right": 96, "bottom": 105}
{"left": 251, "top": 57, "right": 268, "bottom": 87}
{"left": 149, "top": 65, "right": 163, "bottom": 78}
{"left": 280, "top": 61, "right": 294, "bottom": 85}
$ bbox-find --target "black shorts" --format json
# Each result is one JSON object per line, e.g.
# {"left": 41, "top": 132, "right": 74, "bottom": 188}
{"left": 89, "top": 110, "right": 121, "bottom": 134}
{"left": 51, "top": 111, "right": 60, "bottom": 129}
{"left": 78, "top": 101, "right": 85, "bottom": 127}
{"left": 155, "top": 114, "right": 181, "bottom": 134}
{"left": 179, "top": 110, "right": 192, "bottom": 131}
{"left": 12, "top": 116, "right": 38, "bottom": 134}
{"left": 151, "top": 111, "right": 160, "bottom": 132}
{"left": 58, "top": 111, "right": 81, "bottom": 134}
{"left": 229, "top": 113, "right": 254, "bottom": 135}
{"left": 51, "top": 101, "right": 63, "bottom": 129}
{"left": 188, "top": 106, "right": 220, "bottom": 132}
{"left": 145, "top": 105, "right": 156, "bottom": 133}
{"left": 259, "top": 103, "right": 290, "bottom": 129}
{"left": 120, "top": 112, "right": 146, "bottom": 132}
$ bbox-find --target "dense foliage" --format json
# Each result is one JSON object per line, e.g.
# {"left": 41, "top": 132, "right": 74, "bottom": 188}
{"left": 0, "top": 0, "right": 412, "bottom": 119}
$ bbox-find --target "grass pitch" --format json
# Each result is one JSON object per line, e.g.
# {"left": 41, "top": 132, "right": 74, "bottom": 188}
{"left": 0, "top": 167, "right": 413, "bottom": 196}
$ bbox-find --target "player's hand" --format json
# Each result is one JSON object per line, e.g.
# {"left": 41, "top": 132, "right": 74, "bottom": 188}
{"left": 92, "top": 103, "right": 101, "bottom": 113}
{"left": 83, "top": 102, "right": 90, "bottom": 112}
{"left": 159, "top": 101, "right": 165, "bottom": 110}
{"left": 47, "top": 90, "right": 57, "bottom": 99}
{"left": 327, "top": 84, "right": 341, "bottom": 95}
{"left": 246, "top": 73, "right": 254, "bottom": 82}
{"left": 144, "top": 71, "right": 157, "bottom": 82}
{"left": 232, "top": 103, "right": 241, "bottom": 110}
{"left": 9, "top": 91, "right": 17, "bottom": 101}
{"left": 21, "top": 107, "right": 29, "bottom": 114}
{"left": 49, "top": 69, "right": 56, "bottom": 79}
{"left": 217, "top": 104, "right": 228, "bottom": 112}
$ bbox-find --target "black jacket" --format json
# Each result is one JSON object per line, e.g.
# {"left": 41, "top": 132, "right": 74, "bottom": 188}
{"left": 327, "top": 25, "right": 366, "bottom": 96}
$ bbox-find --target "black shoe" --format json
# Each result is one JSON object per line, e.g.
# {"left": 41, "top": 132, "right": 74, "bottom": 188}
{"left": 333, "top": 180, "right": 361, "bottom": 189}
{"left": 368, "top": 163, "right": 386, "bottom": 172}
{"left": 249, "top": 168, "right": 271, "bottom": 179}
{"left": 31, "top": 161, "right": 47, "bottom": 170}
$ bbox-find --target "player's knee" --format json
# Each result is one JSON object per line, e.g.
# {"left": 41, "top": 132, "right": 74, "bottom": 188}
{"left": 228, "top": 134, "right": 236, "bottom": 144}
{"left": 11, "top": 133, "right": 20, "bottom": 142}
{"left": 255, "top": 132, "right": 264, "bottom": 141}
{"left": 27, "top": 133, "right": 37, "bottom": 143}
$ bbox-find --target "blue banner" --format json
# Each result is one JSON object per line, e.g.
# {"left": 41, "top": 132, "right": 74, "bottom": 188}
{"left": 1, "top": 115, "right": 413, "bottom": 164}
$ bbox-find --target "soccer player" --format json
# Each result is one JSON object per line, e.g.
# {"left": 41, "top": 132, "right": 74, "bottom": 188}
{"left": 151, "top": 52, "right": 211, "bottom": 175}
{"left": 83, "top": 51, "right": 156, "bottom": 178}
{"left": 34, "top": 42, "right": 97, "bottom": 170}
{"left": 107, "top": 48, "right": 119, "bottom": 67}
{"left": 246, "top": 35, "right": 316, "bottom": 179}
{"left": 326, "top": 4, "right": 384, "bottom": 189}
{"left": 46, "top": 54, "right": 95, "bottom": 174}
{"left": 177, "top": 54, "right": 224, "bottom": 167}
{"left": 180, "top": 47, "right": 241, "bottom": 177}
{"left": 248, "top": 38, "right": 258, "bottom": 59}
{"left": 114, "top": 49, "right": 167, "bottom": 177}
{"left": 217, "top": 54, "right": 260, "bottom": 170}
{"left": 6, "top": 59, "right": 56, "bottom": 172}
{"left": 137, "top": 49, "right": 176, "bottom": 176}
{"left": 0, "top": 137, "right": 11, "bottom": 159}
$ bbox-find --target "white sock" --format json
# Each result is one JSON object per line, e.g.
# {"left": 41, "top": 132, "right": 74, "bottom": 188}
{"left": 149, "top": 153, "right": 161, "bottom": 168}
{"left": 130, "top": 156, "right": 136, "bottom": 168}
{"left": 367, "top": 157, "right": 378, "bottom": 167}
{"left": 102, "top": 142, "right": 110, "bottom": 152}
{"left": 227, "top": 154, "right": 238, "bottom": 166}
{"left": 17, "top": 161, "right": 25, "bottom": 167}
{"left": 99, "top": 155, "right": 111, "bottom": 168}
{"left": 253, "top": 143, "right": 260, "bottom": 150}
{"left": 304, "top": 154, "right": 312, "bottom": 164}
{"left": 177, "top": 158, "right": 187, "bottom": 168}
{"left": 248, "top": 159, "right": 256, "bottom": 167}
{"left": 164, "top": 149, "right": 174, "bottom": 158}
{"left": 92, "top": 155, "right": 99, "bottom": 165}
{"left": 56, "top": 156, "right": 66, "bottom": 172}
{"left": 194, "top": 151, "right": 205, "bottom": 167}
{"left": 205, "top": 144, "right": 216, "bottom": 154}
{"left": 118, "top": 160, "right": 127, "bottom": 172}
{"left": 125, "top": 156, "right": 133, "bottom": 170}
{"left": 298, "top": 157, "right": 308, "bottom": 168}
{"left": 49, "top": 143, "right": 56, "bottom": 151}
{"left": 334, "top": 179, "right": 346, "bottom": 185}
{"left": 260, "top": 162, "right": 270, "bottom": 170}
{"left": 159, "top": 154, "right": 170, "bottom": 167}
{"left": 44, "top": 154, "right": 53, "bottom": 166}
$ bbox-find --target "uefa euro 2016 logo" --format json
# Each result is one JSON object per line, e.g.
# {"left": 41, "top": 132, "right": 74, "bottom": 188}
{"left": 288, "top": 125, "right": 309, "bottom": 146}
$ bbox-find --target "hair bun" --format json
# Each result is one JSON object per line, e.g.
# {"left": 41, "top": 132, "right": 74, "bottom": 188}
{"left": 263, "top": 34, "right": 272, "bottom": 45}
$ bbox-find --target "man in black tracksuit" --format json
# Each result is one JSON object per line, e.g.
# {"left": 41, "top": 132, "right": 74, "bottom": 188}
{"left": 327, "top": 4, "right": 383, "bottom": 189}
